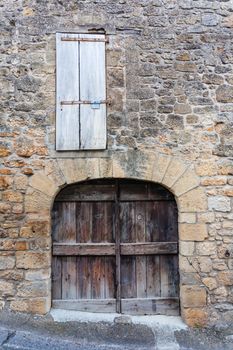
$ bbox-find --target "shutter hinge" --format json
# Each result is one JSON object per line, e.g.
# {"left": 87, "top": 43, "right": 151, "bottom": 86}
{"left": 61, "top": 37, "right": 109, "bottom": 43}
{"left": 60, "top": 100, "right": 111, "bottom": 108}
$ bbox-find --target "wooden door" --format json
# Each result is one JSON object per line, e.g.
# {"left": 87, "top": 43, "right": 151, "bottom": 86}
{"left": 52, "top": 179, "right": 179, "bottom": 315}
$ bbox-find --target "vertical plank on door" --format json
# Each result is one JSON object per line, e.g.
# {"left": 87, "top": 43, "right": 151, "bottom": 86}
{"left": 146, "top": 201, "right": 160, "bottom": 242}
{"left": 121, "top": 256, "right": 136, "bottom": 298}
{"left": 62, "top": 257, "right": 77, "bottom": 299}
{"left": 77, "top": 256, "right": 91, "bottom": 299}
{"left": 120, "top": 202, "right": 135, "bottom": 243}
{"left": 91, "top": 257, "right": 102, "bottom": 299}
{"left": 52, "top": 256, "right": 62, "bottom": 299}
{"left": 105, "top": 257, "right": 116, "bottom": 299}
{"left": 80, "top": 34, "right": 106, "bottom": 150}
{"left": 77, "top": 202, "right": 92, "bottom": 243}
{"left": 53, "top": 202, "right": 76, "bottom": 243}
{"left": 135, "top": 202, "right": 147, "bottom": 298}
{"left": 160, "top": 255, "right": 179, "bottom": 298}
{"left": 56, "top": 33, "right": 80, "bottom": 150}
{"left": 146, "top": 255, "right": 161, "bottom": 298}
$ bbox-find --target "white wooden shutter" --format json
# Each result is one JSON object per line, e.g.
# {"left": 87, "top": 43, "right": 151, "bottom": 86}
{"left": 56, "top": 33, "right": 80, "bottom": 150}
{"left": 56, "top": 33, "right": 106, "bottom": 151}
{"left": 79, "top": 34, "right": 106, "bottom": 149}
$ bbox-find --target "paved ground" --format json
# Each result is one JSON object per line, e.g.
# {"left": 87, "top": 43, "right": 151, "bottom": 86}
{"left": 0, "top": 310, "right": 232, "bottom": 349}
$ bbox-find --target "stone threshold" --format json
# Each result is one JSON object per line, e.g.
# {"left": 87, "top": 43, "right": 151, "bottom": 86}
{"left": 50, "top": 308, "right": 187, "bottom": 330}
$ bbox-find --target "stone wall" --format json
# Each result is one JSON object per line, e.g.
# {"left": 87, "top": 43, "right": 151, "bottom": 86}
{"left": 1, "top": 0, "right": 233, "bottom": 327}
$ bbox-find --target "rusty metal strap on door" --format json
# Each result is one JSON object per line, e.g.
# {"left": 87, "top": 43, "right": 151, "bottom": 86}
{"left": 60, "top": 100, "right": 111, "bottom": 109}
{"left": 61, "top": 37, "right": 109, "bottom": 43}
{"left": 61, "top": 100, "right": 108, "bottom": 105}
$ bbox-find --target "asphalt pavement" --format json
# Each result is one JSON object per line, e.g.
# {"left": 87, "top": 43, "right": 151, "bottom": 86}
{"left": 0, "top": 310, "right": 232, "bottom": 350}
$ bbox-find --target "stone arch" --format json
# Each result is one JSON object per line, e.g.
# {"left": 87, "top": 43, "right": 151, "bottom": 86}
{"left": 24, "top": 150, "right": 208, "bottom": 326}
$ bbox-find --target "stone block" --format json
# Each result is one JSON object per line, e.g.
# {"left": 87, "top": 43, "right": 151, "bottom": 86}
{"left": 180, "top": 241, "right": 195, "bottom": 256}
{"left": 179, "top": 223, "right": 208, "bottom": 241}
{"left": 0, "top": 176, "right": 13, "bottom": 189}
{"left": 179, "top": 188, "right": 207, "bottom": 212}
{"left": 99, "top": 158, "right": 113, "bottom": 178}
{"left": 25, "top": 269, "right": 50, "bottom": 281}
{"left": 113, "top": 151, "right": 155, "bottom": 181}
{"left": 25, "top": 188, "right": 51, "bottom": 214}
{"left": 197, "top": 212, "right": 215, "bottom": 224}
{"left": 182, "top": 308, "right": 208, "bottom": 327}
{"left": 44, "top": 160, "right": 66, "bottom": 188}
{"left": 179, "top": 257, "right": 197, "bottom": 273}
{"left": 3, "top": 191, "right": 23, "bottom": 203}
{"left": 181, "top": 286, "right": 207, "bottom": 308}
{"left": 0, "top": 281, "right": 15, "bottom": 297}
{"left": 208, "top": 196, "right": 231, "bottom": 212}
{"left": 202, "top": 14, "right": 218, "bottom": 26}
{"left": 196, "top": 242, "right": 216, "bottom": 256}
{"left": 163, "top": 157, "right": 188, "bottom": 188}
{"left": 58, "top": 158, "right": 99, "bottom": 184}
{"left": 30, "top": 172, "right": 57, "bottom": 197}
{"left": 179, "top": 213, "right": 196, "bottom": 224}
{"left": 218, "top": 271, "right": 233, "bottom": 286}
{"left": 196, "top": 161, "right": 218, "bottom": 176}
{"left": 151, "top": 154, "right": 171, "bottom": 184}
{"left": 216, "top": 85, "right": 233, "bottom": 103}
{"left": 172, "top": 167, "right": 199, "bottom": 196}
{"left": 17, "top": 281, "right": 50, "bottom": 297}
{"left": 0, "top": 203, "right": 11, "bottom": 214}
{"left": 10, "top": 298, "right": 50, "bottom": 314}
{"left": 223, "top": 14, "right": 233, "bottom": 28}
{"left": 174, "top": 103, "right": 191, "bottom": 114}
{"left": 16, "top": 252, "right": 50, "bottom": 269}
{"left": 201, "top": 177, "right": 227, "bottom": 186}
{"left": 0, "top": 255, "right": 15, "bottom": 270}
{"left": 202, "top": 277, "right": 218, "bottom": 291}
{"left": 198, "top": 257, "right": 212, "bottom": 273}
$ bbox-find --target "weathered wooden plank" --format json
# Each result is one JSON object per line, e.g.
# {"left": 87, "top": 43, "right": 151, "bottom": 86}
{"left": 92, "top": 202, "right": 114, "bottom": 243}
{"left": 52, "top": 202, "right": 76, "bottom": 243}
{"left": 105, "top": 257, "right": 116, "bottom": 299}
{"left": 52, "top": 256, "right": 62, "bottom": 300}
{"left": 53, "top": 243, "right": 116, "bottom": 256}
{"left": 121, "top": 298, "right": 179, "bottom": 316}
{"left": 119, "top": 182, "right": 149, "bottom": 201}
{"left": 146, "top": 201, "right": 160, "bottom": 242}
{"left": 146, "top": 256, "right": 161, "bottom": 298}
{"left": 52, "top": 299, "right": 116, "bottom": 313}
{"left": 56, "top": 33, "right": 80, "bottom": 150}
{"left": 158, "top": 201, "right": 178, "bottom": 242}
{"left": 120, "top": 202, "right": 135, "bottom": 243}
{"left": 77, "top": 202, "right": 93, "bottom": 243}
{"left": 115, "top": 197, "right": 121, "bottom": 313}
{"left": 77, "top": 256, "right": 91, "bottom": 299}
{"left": 91, "top": 257, "right": 101, "bottom": 299}
{"left": 160, "top": 255, "right": 179, "bottom": 298}
{"left": 56, "top": 184, "right": 116, "bottom": 202}
{"left": 61, "top": 257, "right": 77, "bottom": 299}
{"left": 149, "top": 184, "right": 175, "bottom": 201}
{"left": 121, "top": 256, "right": 136, "bottom": 298}
{"left": 136, "top": 256, "right": 147, "bottom": 298}
{"left": 120, "top": 242, "right": 178, "bottom": 255}
{"left": 80, "top": 34, "right": 106, "bottom": 150}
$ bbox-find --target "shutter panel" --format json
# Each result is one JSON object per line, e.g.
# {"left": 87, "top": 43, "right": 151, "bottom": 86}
{"left": 56, "top": 33, "right": 80, "bottom": 150}
{"left": 80, "top": 34, "right": 106, "bottom": 150}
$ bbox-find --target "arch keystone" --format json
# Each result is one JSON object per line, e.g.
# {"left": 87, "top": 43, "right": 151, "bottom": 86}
{"left": 58, "top": 158, "right": 99, "bottom": 184}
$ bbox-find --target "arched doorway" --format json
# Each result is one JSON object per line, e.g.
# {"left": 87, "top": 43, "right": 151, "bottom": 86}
{"left": 52, "top": 179, "right": 179, "bottom": 315}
